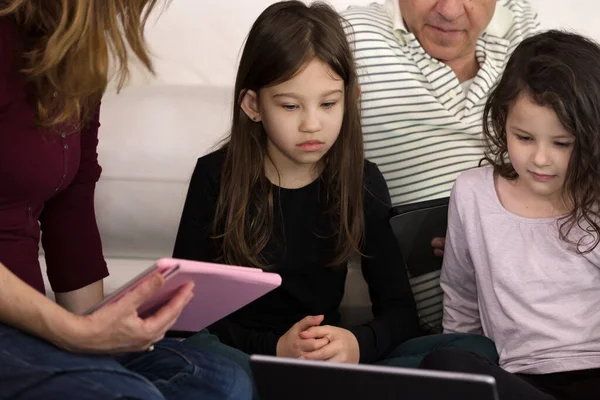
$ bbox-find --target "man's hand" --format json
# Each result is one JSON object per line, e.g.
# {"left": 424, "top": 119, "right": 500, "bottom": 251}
{"left": 431, "top": 237, "right": 445, "bottom": 257}
{"left": 276, "top": 315, "right": 330, "bottom": 358}
{"left": 298, "top": 325, "right": 359, "bottom": 364}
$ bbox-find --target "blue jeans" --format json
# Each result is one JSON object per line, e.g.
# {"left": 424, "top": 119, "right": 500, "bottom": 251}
{"left": 0, "top": 324, "right": 252, "bottom": 400}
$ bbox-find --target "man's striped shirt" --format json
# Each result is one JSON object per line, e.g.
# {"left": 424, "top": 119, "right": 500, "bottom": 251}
{"left": 342, "top": 0, "right": 540, "bottom": 331}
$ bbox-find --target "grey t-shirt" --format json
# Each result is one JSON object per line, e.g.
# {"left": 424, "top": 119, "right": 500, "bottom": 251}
{"left": 441, "top": 166, "right": 600, "bottom": 374}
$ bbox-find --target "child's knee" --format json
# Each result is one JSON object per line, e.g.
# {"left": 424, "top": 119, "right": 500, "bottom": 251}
{"left": 446, "top": 333, "right": 498, "bottom": 364}
{"left": 420, "top": 347, "right": 494, "bottom": 372}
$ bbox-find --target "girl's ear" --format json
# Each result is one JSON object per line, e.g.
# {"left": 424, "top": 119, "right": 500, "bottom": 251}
{"left": 239, "top": 89, "right": 262, "bottom": 122}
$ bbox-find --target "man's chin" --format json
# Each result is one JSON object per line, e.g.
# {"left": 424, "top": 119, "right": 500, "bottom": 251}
{"left": 420, "top": 37, "right": 467, "bottom": 62}
{"left": 424, "top": 46, "right": 464, "bottom": 63}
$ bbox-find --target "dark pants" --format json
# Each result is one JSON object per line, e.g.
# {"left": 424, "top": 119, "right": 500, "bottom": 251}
{"left": 185, "top": 330, "right": 498, "bottom": 380}
{"left": 0, "top": 324, "right": 252, "bottom": 400}
{"left": 420, "top": 348, "right": 600, "bottom": 400}
{"left": 378, "top": 332, "right": 498, "bottom": 368}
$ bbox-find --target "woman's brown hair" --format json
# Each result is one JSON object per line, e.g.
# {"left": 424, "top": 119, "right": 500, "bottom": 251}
{"left": 0, "top": 0, "right": 162, "bottom": 126}
{"left": 483, "top": 30, "right": 600, "bottom": 252}
{"left": 215, "top": 0, "right": 364, "bottom": 269}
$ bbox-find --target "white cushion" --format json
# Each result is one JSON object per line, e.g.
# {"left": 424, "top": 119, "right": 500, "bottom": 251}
{"left": 97, "top": 85, "right": 233, "bottom": 258}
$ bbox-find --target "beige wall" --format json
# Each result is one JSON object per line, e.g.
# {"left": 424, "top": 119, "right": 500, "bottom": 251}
{"left": 111, "top": 0, "right": 599, "bottom": 90}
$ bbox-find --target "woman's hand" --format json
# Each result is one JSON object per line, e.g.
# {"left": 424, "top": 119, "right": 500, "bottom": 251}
{"left": 276, "top": 315, "right": 330, "bottom": 358}
{"left": 299, "top": 325, "right": 360, "bottom": 364}
{"left": 59, "top": 273, "right": 194, "bottom": 354}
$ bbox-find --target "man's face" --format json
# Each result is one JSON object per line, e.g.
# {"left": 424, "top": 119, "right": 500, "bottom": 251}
{"left": 399, "top": 0, "right": 496, "bottom": 62}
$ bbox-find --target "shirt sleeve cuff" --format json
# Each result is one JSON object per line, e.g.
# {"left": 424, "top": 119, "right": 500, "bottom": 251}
{"left": 349, "top": 324, "right": 376, "bottom": 363}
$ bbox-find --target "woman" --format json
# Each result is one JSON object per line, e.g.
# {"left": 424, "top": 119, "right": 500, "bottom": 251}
{"left": 0, "top": 1, "right": 251, "bottom": 399}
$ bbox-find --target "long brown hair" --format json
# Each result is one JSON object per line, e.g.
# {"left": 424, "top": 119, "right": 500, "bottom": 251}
{"left": 0, "top": 0, "right": 162, "bottom": 126}
{"left": 214, "top": 0, "right": 364, "bottom": 269}
{"left": 483, "top": 30, "right": 600, "bottom": 253}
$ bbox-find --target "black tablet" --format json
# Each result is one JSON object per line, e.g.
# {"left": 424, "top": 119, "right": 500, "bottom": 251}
{"left": 390, "top": 197, "right": 449, "bottom": 278}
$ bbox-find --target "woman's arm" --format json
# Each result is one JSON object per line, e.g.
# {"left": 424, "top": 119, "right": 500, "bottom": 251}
{"left": 39, "top": 105, "right": 109, "bottom": 308}
{"left": 0, "top": 261, "right": 82, "bottom": 345}
{"left": 0, "top": 260, "right": 195, "bottom": 354}
{"left": 54, "top": 280, "right": 104, "bottom": 315}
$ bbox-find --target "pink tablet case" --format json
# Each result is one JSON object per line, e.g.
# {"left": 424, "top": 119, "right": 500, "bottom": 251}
{"left": 88, "top": 258, "right": 282, "bottom": 332}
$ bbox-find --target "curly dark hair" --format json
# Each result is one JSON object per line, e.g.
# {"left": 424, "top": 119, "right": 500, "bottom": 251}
{"left": 482, "top": 30, "right": 600, "bottom": 253}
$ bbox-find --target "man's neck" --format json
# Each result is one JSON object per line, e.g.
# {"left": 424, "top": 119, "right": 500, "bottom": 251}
{"left": 445, "top": 52, "right": 480, "bottom": 83}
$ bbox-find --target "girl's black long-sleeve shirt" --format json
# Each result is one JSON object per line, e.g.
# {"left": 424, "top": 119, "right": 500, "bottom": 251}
{"left": 173, "top": 149, "right": 420, "bottom": 363}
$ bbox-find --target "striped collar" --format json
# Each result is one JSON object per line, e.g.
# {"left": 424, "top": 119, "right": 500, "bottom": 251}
{"left": 384, "top": 0, "right": 516, "bottom": 39}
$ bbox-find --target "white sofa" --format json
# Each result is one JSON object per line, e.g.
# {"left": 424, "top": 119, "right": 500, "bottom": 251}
{"left": 41, "top": 84, "right": 373, "bottom": 327}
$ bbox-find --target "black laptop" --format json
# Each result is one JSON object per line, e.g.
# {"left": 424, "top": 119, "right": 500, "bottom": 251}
{"left": 250, "top": 354, "right": 499, "bottom": 400}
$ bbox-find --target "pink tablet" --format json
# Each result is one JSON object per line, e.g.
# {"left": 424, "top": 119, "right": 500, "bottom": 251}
{"left": 86, "top": 258, "right": 282, "bottom": 332}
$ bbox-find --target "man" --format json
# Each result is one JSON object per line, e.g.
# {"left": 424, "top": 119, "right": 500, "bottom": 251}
{"left": 342, "top": 0, "right": 539, "bottom": 332}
